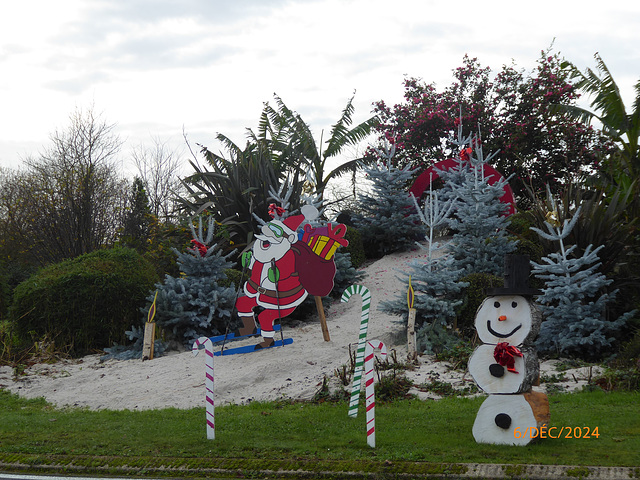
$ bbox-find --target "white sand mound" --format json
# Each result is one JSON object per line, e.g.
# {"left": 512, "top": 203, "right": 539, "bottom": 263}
{"left": 0, "top": 246, "right": 597, "bottom": 410}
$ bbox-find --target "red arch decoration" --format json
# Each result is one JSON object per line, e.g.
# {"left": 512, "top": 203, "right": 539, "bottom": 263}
{"left": 409, "top": 158, "right": 516, "bottom": 215}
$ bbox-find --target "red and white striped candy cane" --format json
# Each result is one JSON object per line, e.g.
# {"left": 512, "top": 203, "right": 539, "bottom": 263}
{"left": 364, "top": 339, "right": 386, "bottom": 448}
{"left": 192, "top": 336, "right": 215, "bottom": 440}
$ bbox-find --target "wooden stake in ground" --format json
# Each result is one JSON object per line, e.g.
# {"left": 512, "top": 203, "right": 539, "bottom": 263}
{"left": 142, "top": 290, "right": 158, "bottom": 361}
{"left": 406, "top": 276, "right": 417, "bottom": 362}
{"left": 315, "top": 296, "right": 331, "bottom": 342}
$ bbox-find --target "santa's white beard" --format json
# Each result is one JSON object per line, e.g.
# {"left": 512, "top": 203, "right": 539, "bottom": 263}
{"left": 253, "top": 235, "right": 291, "bottom": 263}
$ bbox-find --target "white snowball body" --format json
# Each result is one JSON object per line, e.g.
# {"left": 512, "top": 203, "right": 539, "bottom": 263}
{"left": 468, "top": 344, "right": 539, "bottom": 394}
{"left": 472, "top": 393, "right": 549, "bottom": 446}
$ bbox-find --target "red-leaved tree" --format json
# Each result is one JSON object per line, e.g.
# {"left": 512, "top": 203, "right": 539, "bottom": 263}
{"left": 370, "top": 49, "right": 614, "bottom": 207}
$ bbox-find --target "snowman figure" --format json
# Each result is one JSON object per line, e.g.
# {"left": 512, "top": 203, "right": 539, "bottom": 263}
{"left": 468, "top": 255, "right": 549, "bottom": 446}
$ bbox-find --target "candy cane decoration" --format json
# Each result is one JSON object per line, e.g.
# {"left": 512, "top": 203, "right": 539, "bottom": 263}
{"left": 341, "top": 284, "right": 371, "bottom": 418}
{"left": 192, "top": 336, "right": 215, "bottom": 440}
{"left": 365, "top": 340, "right": 387, "bottom": 448}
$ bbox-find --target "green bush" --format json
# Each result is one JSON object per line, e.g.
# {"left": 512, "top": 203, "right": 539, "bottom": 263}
{"left": 507, "top": 211, "right": 538, "bottom": 240}
{"left": 219, "top": 268, "right": 249, "bottom": 290}
{"left": 0, "top": 272, "right": 9, "bottom": 321}
{"left": 142, "top": 218, "right": 192, "bottom": 278}
{"left": 513, "top": 238, "right": 544, "bottom": 265}
{"left": 331, "top": 251, "right": 365, "bottom": 297}
{"left": 616, "top": 328, "right": 640, "bottom": 367}
{"left": 342, "top": 226, "right": 366, "bottom": 269}
{"left": 506, "top": 211, "right": 544, "bottom": 265}
{"left": 9, "top": 248, "right": 157, "bottom": 357}
{"left": 416, "top": 322, "right": 464, "bottom": 355}
{"left": 594, "top": 366, "right": 640, "bottom": 392}
{"left": 457, "top": 272, "right": 504, "bottom": 339}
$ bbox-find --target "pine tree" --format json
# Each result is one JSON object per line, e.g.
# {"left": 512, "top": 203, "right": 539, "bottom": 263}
{"left": 353, "top": 143, "right": 425, "bottom": 257}
{"left": 531, "top": 201, "right": 633, "bottom": 358}
{"left": 438, "top": 128, "right": 517, "bottom": 276}
{"left": 332, "top": 250, "right": 364, "bottom": 295}
{"left": 379, "top": 120, "right": 518, "bottom": 353}
{"left": 146, "top": 216, "right": 237, "bottom": 347}
{"left": 120, "top": 177, "right": 152, "bottom": 252}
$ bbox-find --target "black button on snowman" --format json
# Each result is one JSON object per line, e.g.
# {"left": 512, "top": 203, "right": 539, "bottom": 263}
{"left": 469, "top": 255, "right": 550, "bottom": 446}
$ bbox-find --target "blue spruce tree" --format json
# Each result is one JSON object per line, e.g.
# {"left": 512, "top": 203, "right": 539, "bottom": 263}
{"left": 352, "top": 143, "right": 425, "bottom": 257}
{"left": 437, "top": 128, "right": 517, "bottom": 276}
{"left": 147, "top": 216, "right": 237, "bottom": 347}
{"left": 380, "top": 184, "right": 467, "bottom": 354}
{"left": 531, "top": 200, "right": 634, "bottom": 358}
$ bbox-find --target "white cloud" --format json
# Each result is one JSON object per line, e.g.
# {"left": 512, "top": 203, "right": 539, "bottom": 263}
{"left": 0, "top": 0, "right": 638, "bottom": 171}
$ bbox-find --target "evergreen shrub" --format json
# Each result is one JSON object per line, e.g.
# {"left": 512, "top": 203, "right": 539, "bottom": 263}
{"left": 146, "top": 221, "right": 238, "bottom": 347}
{"left": 616, "top": 329, "right": 640, "bottom": 367}
{"left": 342, "top": 226, "right": 365, "bottom": 269}
{"left": 352, "top": 154, "right": 425, "bottom": 259}
{"left": 507, "top": 211, "right": 537, "bottom": 239}
{"left": 0, "top": 272, "right": 9, "bottom": 321}
{"left": 513, "top": 238, "right": 544, "bottom": 265}
{"left": 507, "top": 212, "right": 544, "bottom": 264}
{"left": 143, "top": 218, "right": 192, "bottom": 278}
{"left": 10, "top": 248, "right": 157, "bottom": 356}
{"left": 437, "top": 152, "right": 517, "bottom": 276}
{"left": 219, "top": 268, "right": 250, "bottom": 290}
{"left": 331, "top": 251, "right": 365, "bottom": 297}
{"left": 415, "top": 322, "right": 464, "bottom": 355}
{"left": 531, "top": 205, "right": 633, "bottom": 359}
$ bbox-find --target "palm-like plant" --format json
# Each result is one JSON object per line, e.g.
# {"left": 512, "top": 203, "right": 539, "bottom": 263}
{"left": 179, "top": 135, "right": 302, "bottom": 254}
{"left": 526, "top": 181, "right": 636, "bottom": 277}
{"left": 263, "top": 94, "right": 379, "bottom": 202}
{"left": 178, "top": 94, "right": 377, "bottom": 256}
{"left": 559, "top": 53, "right": 640, "bottom": 189}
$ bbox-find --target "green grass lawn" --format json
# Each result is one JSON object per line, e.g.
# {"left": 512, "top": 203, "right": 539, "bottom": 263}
{"left": 1, "top": 388, "right": 639, "bottom": 477}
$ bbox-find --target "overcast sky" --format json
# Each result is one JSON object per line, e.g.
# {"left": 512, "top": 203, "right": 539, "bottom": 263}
{"left": 1, "top": 0, "right": 639, "bottom": 176}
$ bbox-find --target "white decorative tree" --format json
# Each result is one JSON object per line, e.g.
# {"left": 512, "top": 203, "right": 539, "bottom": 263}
{"left": 380, "top": 183, "right": 467, "bottom": 353}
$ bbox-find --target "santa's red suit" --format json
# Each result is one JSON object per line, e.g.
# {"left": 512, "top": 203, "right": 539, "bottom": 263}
{"left": 236, "top": 248, "right": 308, "bottom": 336}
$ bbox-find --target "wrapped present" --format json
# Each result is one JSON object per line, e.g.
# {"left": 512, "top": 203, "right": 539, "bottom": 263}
{"left": 302, "top": 223, "right": 349, "bottom": 260}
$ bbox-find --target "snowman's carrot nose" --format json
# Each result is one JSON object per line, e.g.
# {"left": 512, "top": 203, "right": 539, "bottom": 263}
{"left": 498, "top": 315, "right": 507, "bottom": 321}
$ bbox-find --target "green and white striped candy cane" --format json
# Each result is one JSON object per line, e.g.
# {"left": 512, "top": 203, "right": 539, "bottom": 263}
{"left": 341, "top": 284, "right": 372, "bottom": 418}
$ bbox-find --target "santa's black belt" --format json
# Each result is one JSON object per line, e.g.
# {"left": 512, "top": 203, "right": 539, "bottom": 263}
{"left": 248, "top": 279, "right": 304, "bottom": 298}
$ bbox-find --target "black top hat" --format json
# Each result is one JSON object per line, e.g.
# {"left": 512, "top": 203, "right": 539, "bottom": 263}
{"left": 486, "top": 254, "right": 541, "bottom": 297}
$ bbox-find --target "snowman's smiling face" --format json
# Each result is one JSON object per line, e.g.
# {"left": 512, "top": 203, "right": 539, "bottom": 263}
{"left": 476, "top": 295, "right": 531, "bottom": 345}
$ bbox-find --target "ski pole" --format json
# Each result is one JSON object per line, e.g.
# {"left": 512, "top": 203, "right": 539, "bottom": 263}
{"left": 221, "top": 252, "right": 249, "bottom": 354}
{"left": 271, "top": 258, "right": 285, "bottom": 346}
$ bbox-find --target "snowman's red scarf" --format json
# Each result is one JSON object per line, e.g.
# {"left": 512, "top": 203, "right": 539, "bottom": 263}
{"left": 493, "top": 342, "right": 523, "bottom": 374}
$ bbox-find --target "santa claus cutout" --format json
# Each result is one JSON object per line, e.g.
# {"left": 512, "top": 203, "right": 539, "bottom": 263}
{"left": 233, "top": 204, "right": 345, "bottom": 349}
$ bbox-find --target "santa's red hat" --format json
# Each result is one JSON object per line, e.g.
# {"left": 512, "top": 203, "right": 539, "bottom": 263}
{"left": 281, "top": 205, "right": 319, "bottom": 234}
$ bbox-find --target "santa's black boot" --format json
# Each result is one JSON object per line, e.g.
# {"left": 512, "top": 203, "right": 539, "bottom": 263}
{"left": 234, "top": 313, "right": 258, "bottom": 336}
{"left": 254, "top": 335, "right": 275, "bottom": 350}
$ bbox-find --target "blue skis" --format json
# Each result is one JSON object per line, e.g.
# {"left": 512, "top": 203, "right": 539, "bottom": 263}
{"left": 208, "top": 324, "right": 281, "bottom": 345}
{"left": 214, "top": 337, "right": 293, "bottom": 356}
